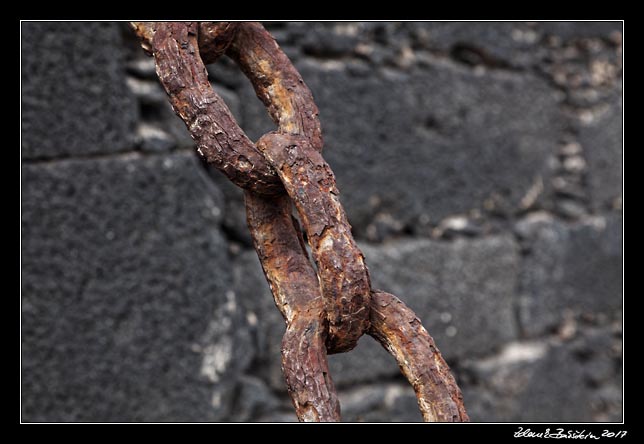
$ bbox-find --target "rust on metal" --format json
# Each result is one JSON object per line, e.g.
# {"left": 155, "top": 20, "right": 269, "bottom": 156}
{"left": 369, "top": 291, "right": 469, "bottom": 421}
{"left": 132, "top": 22, "right": 283, "bottom": 196}
{"left": 257, "top": 133, "right": 372, "bottom": 353}
{"left": 133, "top": 20, "right": 469, "bottom": 422}
{"left": 198, "top": 22, "right": 240, "bottom": 64}
{"left": 224, "top": 22, "right": 323, "bottom": 149}
{"left": 245, "top": 191, "right": 341, "bottom": 421}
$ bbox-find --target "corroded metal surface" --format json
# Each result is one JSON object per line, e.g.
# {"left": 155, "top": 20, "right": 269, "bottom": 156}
{"left": 245, "top": 191, "right": 340, "bottom": 421}
{"left": 369, "top": 291, "right": 469, "bottom": 421}
{"left": 225, "top": 23, "right": 323, "bottom": 149}
{"left": 198, "top": 22, "right": 240, "bottom": 64}
{"left": 133, "top": 21, "right": 469, "bottom": 422}
{"left": 133, "top": 22, "right": 283, "bottom": 196}
{"left": 257, "top": 133, "right": 371, "bottom": 353}
{"left": 225, "top": 22, "right": 370, "bottom": 351}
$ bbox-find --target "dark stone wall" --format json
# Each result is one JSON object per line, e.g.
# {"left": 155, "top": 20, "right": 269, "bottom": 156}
{"left": 21, "top": 21, "right": 622, "bottom": 422}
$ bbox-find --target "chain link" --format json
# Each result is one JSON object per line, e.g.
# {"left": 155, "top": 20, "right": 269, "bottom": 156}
{"left": 132, "top": 21, "right": 469, "bottom": 422}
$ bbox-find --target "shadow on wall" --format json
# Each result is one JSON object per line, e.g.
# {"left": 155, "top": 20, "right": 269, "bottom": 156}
{"left": 21, "top": 21, "right": 622, "bottom": 422}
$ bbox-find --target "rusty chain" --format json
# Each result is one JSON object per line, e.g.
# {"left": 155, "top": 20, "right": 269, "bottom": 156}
{"left": 131, "top": 21, "right": 469, "bottom": 422}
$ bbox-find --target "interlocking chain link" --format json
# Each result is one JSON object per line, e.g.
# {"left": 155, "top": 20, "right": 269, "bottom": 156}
{"left": 132, "top": 21, "right": 469, "bottom": 422}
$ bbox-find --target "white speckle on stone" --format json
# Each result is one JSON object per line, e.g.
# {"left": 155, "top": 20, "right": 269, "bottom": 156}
{"left": 561, "top": 142, "right": 582, "bottom": 156}
{"left": 105, "top": 230, "right": 115, "bottom": 240}
{"left": 368, "top": 195, "right": 381, "bottom": 207}
{"left": 523, "top": 211, "right": 554, "bottom": 225}
{"left": 137, "top": 123, "right": 169, "bottom": 141}
{"left": 511, "top": 28, "right": 523, "bottom": 41}
{"left": 198, "top": 289, "right": 241, "bottom": 385}
{"left": 519, "top": 176, "right": 544, "bottom": 210}
{"left": 162, "top": 158, "right": 173, "bottom": 169}
{"left": 319, "top": 60, "right": 345, "bottom": 71}
{"left": 563, "top": 156, "right": 586, "bottom": 173}
{"left": 334, "top": 22, "right": 359, "bottom": 36}
{"left": 445, "top": 326, "right": 457, "bottom": 337}
{"left": 590, "top": 59, "right": 617, "bottom": 86}
{"left": 476, "top": 341, "right": 548, "bottom": 371}
{"left": 551, "top": 177, "right": 567, "bottom": 190}
{"left": 383, "top": 384, "right": 406, "bottom": 408}
{"left": 440, "top": 312, "right": 452, "bottom": 323}
{"left": 558, "top": 315, "right": 577, "bottom": 340}
{"left": 441, "top": 215, "right": 468, "bottom": 231}
{"left": 512, "top": 28, "right": 538, "bottom": 44}
{"left": 126, "top": 76, "right": 158, "bottom": 96}
{"left": 397, "top": 46, "right": 415, "bottom": 69}
{"left": 200, "top": 338, "right": 232, "bottom": 383}
{"left": 502, "top": 342, "right": 546, "bottom": 363}
{"left": 246, "top": 311, "right": 258, "bottom": 327}
{"left": 225, "top": 290, "right": 237, "bottom": 312}
{"left": 354, "top": 43, "right": 374, "bottom": 57}
{"left": 588, "top": 215, "right": 607, "bottom": 231}
{"left": 210, "top": 206, "right": 221, "bottom": 218}
{"left": 506, "top": 342, "right": 548, "bottom": 364}
{"left": 211, "top": 391, "right": 222, "bottom": 408}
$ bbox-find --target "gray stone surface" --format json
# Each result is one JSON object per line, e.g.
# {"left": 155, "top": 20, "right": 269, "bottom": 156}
{"left": 339, "top": 383, "right": 422, "bottom": 422}
{"left": 207, "top": 169, "right": 254, "bottom": 248}
{"left": 580, "top": 96, "right": 623, "bottom": 210}
{"left": 409, "top": 22, "right": 545, "bottom": 69}
{"left": 537, "top": 22, "right": 623, "bottom": 41}
{"left": 268, "top": 22, "right": 543, "bottom": 69}
{"left": 21, "top": 153, "right": 253, "bottom": 421}
{"left": 328, "top": 335, "right": 399, "bottom": 387}
{"left": 361, "top": 236, "right": 520, "bottom": 361}
{"left": 462, "top": 326, "right": 622, "bottom": 422}
{"left": 232, "top": 250, "right": 285, "bottom": 389}
{"left": 518, "top": 215, "right": 623, "bottom": 337}
{"left": 21, "top": 22, "right": 137, "bottom": 159}
{"left": 227, "top": 376, "right": 283, "bottom": 422}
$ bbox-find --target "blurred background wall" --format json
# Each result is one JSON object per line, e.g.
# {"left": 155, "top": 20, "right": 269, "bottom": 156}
{"left": 21, "top": 21, "right": 623, "bottom": 422}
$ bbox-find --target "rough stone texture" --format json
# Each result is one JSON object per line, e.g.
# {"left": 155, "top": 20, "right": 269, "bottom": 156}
{"left": 407, "top": 22, "right": 545, "bottom": 69}
{"left": 21, "top": 22, "right": 137, "bottom": 159}
{"left": 232, "top": 250, "right": 285, "bottom": 389}
{"left": 364, "top": 237, "right": 519, "bottom": 361}
{"left": 328, "top": 336, "right": 400, "bottom": 387}
{"left": 227, "top": 375, "right": 283, "bottom": 422}
{"left": 21, "top": 153, "right": 253, "bottom": 421}
{"left": 518, "top": 214, "right": 623, "bottom": 337}
{"left": 580, "top": 96, "right": 623, "bottom": 211}
{"left": 208, "top": 169, "right": 254, "bottom": 247}
{"left": 462, "top": 326, "right": 622, "bottom": 422}
{"left": 537, "top": 21, "right": 623, "bottom": 40}
{"left": 22, "top": 21, "right": 622, "bottom": 422}
{"left": 339, "top": 383, "right": 423, "bottom": 422}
